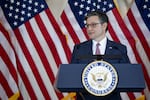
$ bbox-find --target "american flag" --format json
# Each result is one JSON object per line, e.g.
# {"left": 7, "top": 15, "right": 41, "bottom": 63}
{"left": 0, "top": 0, "right": 150, "bottom": 100}
{"left": 57, "top": 0, "right": 150, "bottom": 99}
{"left": 124, "top": 0, "right": 150, "bottom": 99}
{"left": 0, "top": 0, "right": 71, "bottom": 99}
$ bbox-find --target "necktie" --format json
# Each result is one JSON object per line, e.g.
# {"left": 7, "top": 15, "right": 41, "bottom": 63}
{"left": 95, "top": 43, "right": 100, "bottom": 55}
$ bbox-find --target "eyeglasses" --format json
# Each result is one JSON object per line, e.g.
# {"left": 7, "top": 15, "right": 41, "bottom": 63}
{"left": 85, "top": 23, "right": 101, "bottom": 28}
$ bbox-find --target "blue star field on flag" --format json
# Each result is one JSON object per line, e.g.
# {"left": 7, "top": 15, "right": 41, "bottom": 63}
{"left": 1, "top": 0, "right": 48, "bottom": 29}
{"left": 135, "top": 0, "right": 150, "bottom": 30}
{"left": 68, "top": 0, "right": 115, "bottom": 28}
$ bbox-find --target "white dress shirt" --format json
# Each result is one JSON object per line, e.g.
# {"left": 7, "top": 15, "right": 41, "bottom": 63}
{"left": 92, "top": 37, "right": 107, "bottom": 55}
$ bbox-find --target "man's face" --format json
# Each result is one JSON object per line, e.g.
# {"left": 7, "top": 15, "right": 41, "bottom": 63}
{"left": 86, "top": 16, "right": 107, "bottom": 41}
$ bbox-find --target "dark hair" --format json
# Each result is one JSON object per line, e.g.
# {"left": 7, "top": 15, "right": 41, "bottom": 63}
{"left": 85, "top": 11, "right": 109, "bottom": 31}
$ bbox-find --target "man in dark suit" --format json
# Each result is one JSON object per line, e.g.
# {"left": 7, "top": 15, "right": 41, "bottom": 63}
{"left": 71, "top": 11, "right": 130, "bottom": 100}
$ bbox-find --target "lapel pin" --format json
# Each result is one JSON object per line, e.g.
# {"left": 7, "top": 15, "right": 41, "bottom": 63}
{"left": 109, "top": 46, "right": 113, "bottom": 49}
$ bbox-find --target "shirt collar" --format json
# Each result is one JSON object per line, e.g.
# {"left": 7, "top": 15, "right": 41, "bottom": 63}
{"left": 92, "top": 37, "right": 107, "bottom": 46}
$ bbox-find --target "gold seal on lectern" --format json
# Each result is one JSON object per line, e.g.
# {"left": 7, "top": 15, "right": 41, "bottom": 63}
{"left": 82, "top": 61, "right": 118, "bottom": 96}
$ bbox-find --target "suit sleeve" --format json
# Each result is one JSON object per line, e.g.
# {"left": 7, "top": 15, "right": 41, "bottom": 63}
{"left": 120, "top": 45, "right": 130, "bottom": 63}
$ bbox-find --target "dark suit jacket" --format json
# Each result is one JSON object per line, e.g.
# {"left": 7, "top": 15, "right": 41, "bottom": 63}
{"left": 71, "top": 39, "right": 130, "bottom": 100}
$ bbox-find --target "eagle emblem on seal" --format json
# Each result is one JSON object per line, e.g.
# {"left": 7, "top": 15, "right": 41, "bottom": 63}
{"left": 82, "top": 61, "right": 118, "bottom": 96}
{"left": 90, "top": 72, "right": 108, "bottom": 88}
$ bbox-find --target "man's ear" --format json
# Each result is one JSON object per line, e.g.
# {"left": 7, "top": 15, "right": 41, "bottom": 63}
{"left": 102, "top": 22, "right": 108, "bottom": 31}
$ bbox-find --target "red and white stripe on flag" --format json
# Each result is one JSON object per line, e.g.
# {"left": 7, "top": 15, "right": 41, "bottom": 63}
{"left": 0, "top": 1, "right": 71, "bottom": 99}
{"left": 123, "top": 1, "right": 150, "bottom": 100}
{"left": 57, "top": 0, "right": 150, "bottom": 100}
{"left": 0, "top": 23, "right": 19, "bottom": 99}
{"left": 1, "top": 0, "right": 149, "bottom": 99}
